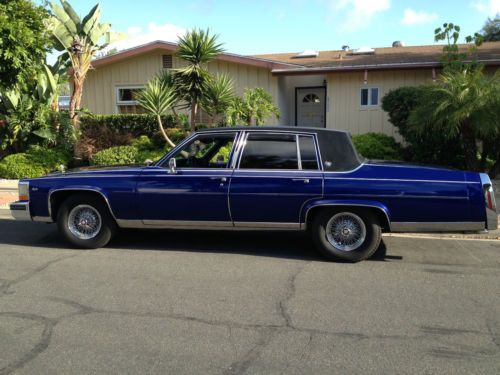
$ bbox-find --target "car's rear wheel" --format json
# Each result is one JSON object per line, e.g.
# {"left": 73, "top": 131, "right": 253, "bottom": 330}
{"left": 311, "top": 208, "right": 381, "bottom": 262}
{"left": 57, "top": 193, "right": 117, "bottom": 249}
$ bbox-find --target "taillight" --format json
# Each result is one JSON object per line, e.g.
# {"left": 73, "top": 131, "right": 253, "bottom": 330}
{"left": 484, "top": 185, "right": 496, "bottom": 211}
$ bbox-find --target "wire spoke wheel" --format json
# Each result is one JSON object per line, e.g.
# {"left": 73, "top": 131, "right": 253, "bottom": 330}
{"left": 67, "top": 204, "right": 102, "bottom": 240}
{"left": 325, "top": 212, "right": 366, "bottom": 251}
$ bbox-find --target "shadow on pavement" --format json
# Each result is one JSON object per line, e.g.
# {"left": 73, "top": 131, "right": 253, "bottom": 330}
{"left": 0, "top": 218, "right": 397, "bottom": 262}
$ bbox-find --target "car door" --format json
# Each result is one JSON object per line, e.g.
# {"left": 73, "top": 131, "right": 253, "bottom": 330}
{"left": 229, "top": 131, "right": 323, "bottom": 229}
{"left": 137, "top": 131, "right": 239, "bottom": 226}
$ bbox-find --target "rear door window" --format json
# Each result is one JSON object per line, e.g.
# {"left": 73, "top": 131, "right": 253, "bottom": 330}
{"left": 239, "top": 133, "right": 299, "bottom": 170}
{"left": 298, "top": 135, "right": 319, "bottom": 170}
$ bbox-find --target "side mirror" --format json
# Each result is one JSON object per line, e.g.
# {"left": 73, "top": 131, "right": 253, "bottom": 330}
{"left": 168, "top": 157, "right": 177, "bottom": 174}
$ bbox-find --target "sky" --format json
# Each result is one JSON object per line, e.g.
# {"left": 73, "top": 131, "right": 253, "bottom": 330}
{"left": 46, "top": 0, "right": 499, "bottom": 55}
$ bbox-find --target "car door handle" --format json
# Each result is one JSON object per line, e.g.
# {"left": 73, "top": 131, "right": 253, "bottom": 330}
{"left": 292, "top": 178, "right": 310, "bottom": 184}
{"left": 210, "top": 177, "right": 227, "bottom": 182}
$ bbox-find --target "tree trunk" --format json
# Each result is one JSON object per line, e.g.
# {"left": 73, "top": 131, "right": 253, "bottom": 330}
{"left": 69, "top": 73, "right": 84, "bottom": 128}
{"left": 157, "top": 115, "right": 176, "bottom": 148}
{"left": 461, "top": 122, "right": 479, "bottom": 171}
{"left": 190, "top": 101, "right": 197, "bottom": 133}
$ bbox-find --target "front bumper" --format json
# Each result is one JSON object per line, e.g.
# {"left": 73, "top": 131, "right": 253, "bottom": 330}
{"left": 9, "top": 201, "right": 31, "bottom": 221}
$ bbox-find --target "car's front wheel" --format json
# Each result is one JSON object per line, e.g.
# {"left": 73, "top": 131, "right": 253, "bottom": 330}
{"left": 311, "top": 208, "right": 381, "bottom": 262}
{"left": 57, "top": 193, "right": 117, "bottom": 249}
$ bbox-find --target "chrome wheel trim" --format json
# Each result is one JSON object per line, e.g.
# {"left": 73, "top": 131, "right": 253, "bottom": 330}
{"left": 68, "top": 204, "right": 102, "bottom": 240}
{"left": 326, "top": 212, "right": 366, "bottom": 251}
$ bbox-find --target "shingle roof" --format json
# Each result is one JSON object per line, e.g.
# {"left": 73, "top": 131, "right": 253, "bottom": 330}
{"left": 254, "top": 42, "right": 500, "bottom": 72}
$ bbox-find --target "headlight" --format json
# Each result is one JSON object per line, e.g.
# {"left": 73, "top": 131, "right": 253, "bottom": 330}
{"left": 18, "top": 181, "right": 29, "bottom": 201}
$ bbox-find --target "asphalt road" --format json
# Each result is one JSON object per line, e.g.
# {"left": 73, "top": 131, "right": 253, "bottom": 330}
{"left": 0, "top": 219, "right": 499, "bottom": 375}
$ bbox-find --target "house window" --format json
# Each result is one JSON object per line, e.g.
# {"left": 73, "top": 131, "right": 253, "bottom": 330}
{"left": 116, "top": 86, "right": 144, "bottom": 114}
{"left": 360, "top": 87, "right": 379, "bottom": 107}
{"left": 162, "top": 55, "right": 173, "bottom": 69}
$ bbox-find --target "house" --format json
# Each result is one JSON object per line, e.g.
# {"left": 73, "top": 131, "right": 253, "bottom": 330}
{"left": 81, "top": 41, "right": 500, "bottom": 137}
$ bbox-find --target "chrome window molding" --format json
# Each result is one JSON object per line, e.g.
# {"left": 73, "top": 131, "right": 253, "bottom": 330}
{"left": 391, "top": 222, "right": 484, "bottom": 232}
{"left": 48, "top": 188, "right": 117, "bottom": 221}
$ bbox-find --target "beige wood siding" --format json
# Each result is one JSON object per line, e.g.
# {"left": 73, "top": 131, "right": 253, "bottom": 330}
{"left": 326, "top": 69, "right": 435, "bottom": 137}
{"left": 81, "top": 53, "right": 279, "bottom": 124}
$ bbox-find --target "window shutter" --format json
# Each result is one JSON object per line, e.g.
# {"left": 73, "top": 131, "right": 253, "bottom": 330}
{"left": 162, "top": 55, "right": 173, "bottom": 69}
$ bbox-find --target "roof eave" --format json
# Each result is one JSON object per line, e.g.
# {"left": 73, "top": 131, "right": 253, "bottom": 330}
{"left": 271, "top": 59, "right": 500, "bottom": 76}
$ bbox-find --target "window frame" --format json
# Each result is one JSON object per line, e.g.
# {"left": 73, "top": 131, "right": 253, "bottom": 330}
{"left": 115, "top": 85, "right": 144, "bottom": 106}
{"left": 359, "top": 86, "right": 380, "bottom": 109}
{"left": 235, "top": 131, "right": 321, "bottom": 171}
{"left": 158, "top": 131, "right": 239, "bottom": 170}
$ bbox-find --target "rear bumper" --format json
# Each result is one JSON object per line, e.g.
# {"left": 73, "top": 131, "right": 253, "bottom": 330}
{"left": 485, "top": 207, "right": 498, "bottom": 231}
{"left": 9, "top": 201, "right": 31, "bottom": 221}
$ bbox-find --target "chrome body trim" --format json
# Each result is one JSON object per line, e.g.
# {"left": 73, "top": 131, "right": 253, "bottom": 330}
{"left": 48, "top": 188, "right": 118, "bottom": 221}
{"left": 233, "top": 221, "right": 299, "bottom": 230}
{"left": 9, "top": 201, "right": 31, "bottom": 221}
{"left": 324, "top": 176, "right": 474, "bottom": 184}
{"left": 391, "top": 222, "right": 485, "bottom": 232}
{"left": 32, "top": 216, "right": 53, "bottom": 223}
{"left": 116, "top": 219, "right": 302, "bottom": 231}
{"left": 301, "top": 203, "right": 391, "bottom": 231}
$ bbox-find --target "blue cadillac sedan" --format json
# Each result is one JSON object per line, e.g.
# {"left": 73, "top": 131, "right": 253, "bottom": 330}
{"left": 10, "top": 127, "right": 498, "bottom": 262}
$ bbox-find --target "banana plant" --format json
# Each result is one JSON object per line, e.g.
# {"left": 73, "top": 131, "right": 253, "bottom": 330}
{"left": 47, "top": 0, "right": 125, "bottom": 124}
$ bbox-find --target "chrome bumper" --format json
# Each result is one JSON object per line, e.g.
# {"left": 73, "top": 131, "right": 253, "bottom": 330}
{"left": 9, "top": 201, "right": 31, "bottom": 221}
{"left": 485, "top": 207, "right": 498, "bottom": 231}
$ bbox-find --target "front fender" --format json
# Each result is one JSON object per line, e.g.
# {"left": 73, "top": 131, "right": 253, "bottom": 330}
{"left": 300, "top": 199, "right": 392, "bottom": 229}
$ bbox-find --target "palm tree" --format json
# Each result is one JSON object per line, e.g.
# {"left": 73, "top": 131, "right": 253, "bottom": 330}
{"left": 226, "top": 88, "right": 280, "bottom": 126}
{"left": 48, "top": 0, "right": 124, "bottom": 124}
{"left": 175, "top": 29, "right": 224, "bottom": 132}
{"left": 201, "top": 73, "right": 234, "bottom": 124}
{"left": 135, "top": 78, "right": 177, "bottom": 148}
{"left": 409, "top": 66, "right": 500, "bottom": 171}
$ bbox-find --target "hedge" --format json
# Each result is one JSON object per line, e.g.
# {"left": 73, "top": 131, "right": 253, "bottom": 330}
{"left": 79, "top": 114, "right": 184, "bottom": 137}
{"left": 352, "top": 133, "right": 404, "bottom": 161}
{"left": 0, "top": 146, "right": 71, "bottom": 179}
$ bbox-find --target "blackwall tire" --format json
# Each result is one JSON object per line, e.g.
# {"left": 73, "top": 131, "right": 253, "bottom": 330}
{"left": 57, "top": 193, "right": 117, "bottom": 249}
{"left": 311, "top": 208, "right": 381, "bottom": 262}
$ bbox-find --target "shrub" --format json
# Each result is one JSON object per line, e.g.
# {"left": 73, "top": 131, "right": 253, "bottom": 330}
{"left": 352, "top": 133, "right": 404, "bottom": 160}
{"left": 0, "top": 146, "right": 71, "bottom": 179}
{"left": 91, "top": 146, "right": 138, "bottom": 166}
{"left": 0, "top": 153, "right": 46, "bottom": 178}
{"left": 381, "top": 86, "right": 466, "bottom": 169}
{"left": 79, "top": 114, "right": 180, "bottom": 138}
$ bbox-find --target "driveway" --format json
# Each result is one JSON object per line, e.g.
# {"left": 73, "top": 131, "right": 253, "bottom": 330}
{"left": 0, "top": 219, "right": 499, "bottom": 374}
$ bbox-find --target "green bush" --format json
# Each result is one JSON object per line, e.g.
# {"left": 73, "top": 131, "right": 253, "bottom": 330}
{"left": 137, "top": 149, "right": 166, "bottom": 163}
{"left": 352, "top": 133, "right": 404, "bottom": 160}
{"left": 381, "top": 87, "right": 466, "bottom": 169}
{"left": 91, "top": 146, "right": 138, "bottom": 166}
{"left": 79, "top": 114, "right": 181, "bottom": 138}
{"left": 0, "top": 154, "right": 46, "bottom": 178}
{"left": 0, "top": 146, "right": 71, "bottom": 179}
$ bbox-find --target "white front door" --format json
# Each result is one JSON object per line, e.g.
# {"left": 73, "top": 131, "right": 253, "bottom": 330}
{"left": 296, "top": 87, "right": 326, "bottom": 128}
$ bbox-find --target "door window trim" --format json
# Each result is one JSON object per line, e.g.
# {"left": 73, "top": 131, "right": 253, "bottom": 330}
{"left": 158, "top": 131, "right": 240, "bottom": 171}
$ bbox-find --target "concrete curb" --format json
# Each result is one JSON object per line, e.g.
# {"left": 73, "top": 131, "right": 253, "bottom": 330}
{"left": 0, "top": 179, "right": 18, "bottom": 190}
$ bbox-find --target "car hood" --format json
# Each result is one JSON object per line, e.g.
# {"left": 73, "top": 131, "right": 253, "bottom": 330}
{"left": 39, "top": 164, "right": 145, "bottom": 179}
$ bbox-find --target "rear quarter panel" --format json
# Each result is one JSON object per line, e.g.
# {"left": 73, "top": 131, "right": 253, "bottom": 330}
{"left": 322, "top": 163, "right": 482, "bottom": 223}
